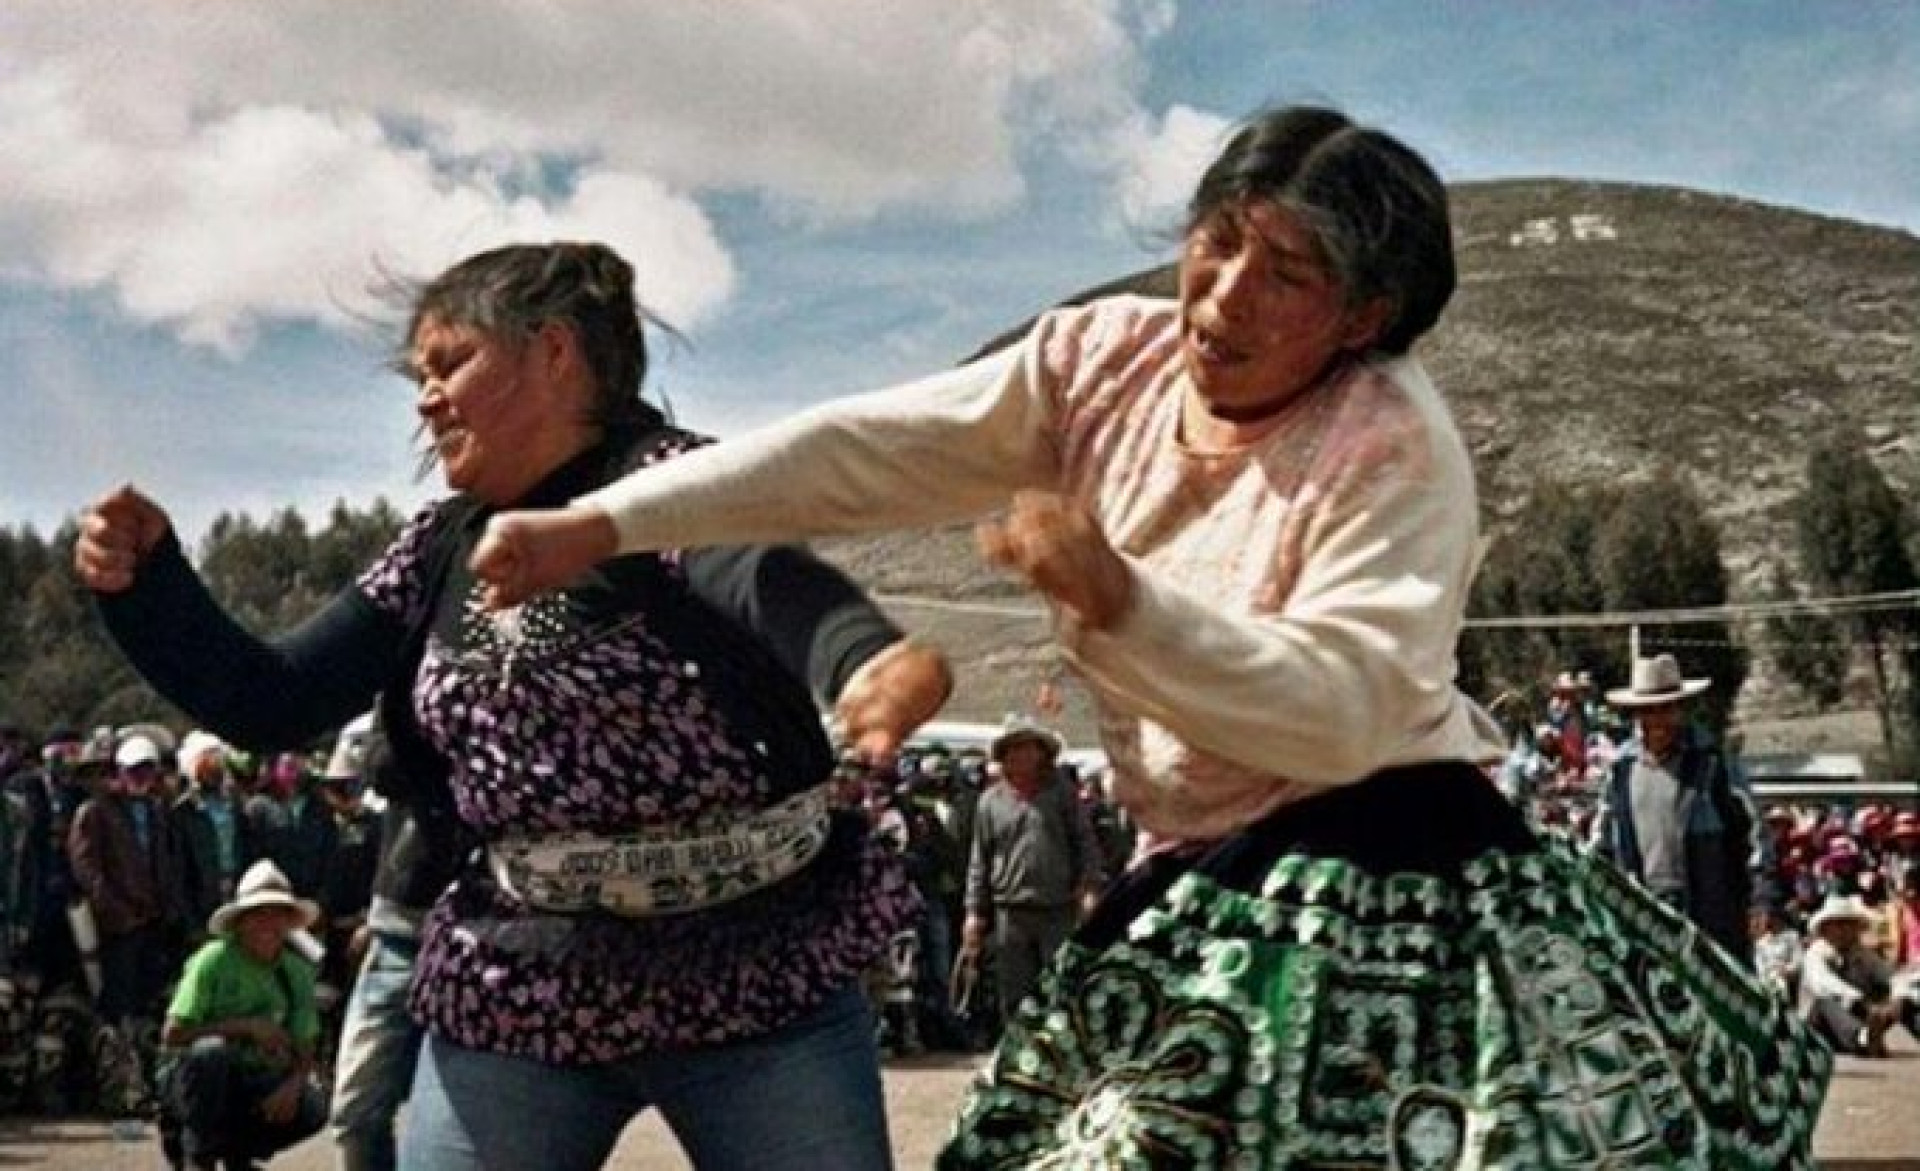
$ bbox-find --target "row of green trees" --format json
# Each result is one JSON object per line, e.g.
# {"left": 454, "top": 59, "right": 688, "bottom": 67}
{"left": 0, "top": 500, "right": 406, "bottom": 735}
{"left": 1463, "top": 435, "right": 1920, "bottom": 776}
{"left": 2, "top": 436, "right": 1915, "bottom": 772}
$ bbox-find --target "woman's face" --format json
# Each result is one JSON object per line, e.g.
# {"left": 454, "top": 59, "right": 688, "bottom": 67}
{"left": 1178, "top": 201, "right": 1384, "bottom": 419}
{"left": 410, "top": 315, "right": 570, "bottom": 504}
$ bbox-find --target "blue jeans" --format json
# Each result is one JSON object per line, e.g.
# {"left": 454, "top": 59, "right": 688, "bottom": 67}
{"left": 329, "top": 932, "right": 422, "bottom": 1171}
{"left": 400, "top": 984, "right": 892, "bottom": 1171}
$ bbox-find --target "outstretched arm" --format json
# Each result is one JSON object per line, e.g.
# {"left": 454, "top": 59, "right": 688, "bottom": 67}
{"left": 94, "top": 534, "right": 397, "bottom": 747}
{"left": 78, "top": 485, "right": 401, "bottom": 748}
{"left": 473, "top": 343, "right": 1059, "bottom": 608}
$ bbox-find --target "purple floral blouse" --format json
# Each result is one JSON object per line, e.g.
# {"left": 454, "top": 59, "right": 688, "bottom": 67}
{"left": 355, "top": 486, "right": 916, "bottom": 1065}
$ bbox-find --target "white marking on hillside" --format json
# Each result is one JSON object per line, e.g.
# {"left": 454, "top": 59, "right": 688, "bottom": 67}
{"left": 1508, "top": 213, "right": 1620, "bottom": 247}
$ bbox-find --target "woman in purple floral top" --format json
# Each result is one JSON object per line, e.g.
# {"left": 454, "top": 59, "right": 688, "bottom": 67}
{"left": 76, "top": 242, "right": 951, "bottom": 1170}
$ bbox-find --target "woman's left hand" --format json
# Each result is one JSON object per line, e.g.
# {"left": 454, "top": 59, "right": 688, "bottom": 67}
{"left": 976, "top": 491, "right": 1134, "bottom": 631}
{"left": 835, "top": 640, "right": 953, "bottom": 765}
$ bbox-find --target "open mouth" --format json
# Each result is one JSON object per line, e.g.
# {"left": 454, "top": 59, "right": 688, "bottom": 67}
{"left": 1189, "top": 322, "right": 1247, "bottom": 367}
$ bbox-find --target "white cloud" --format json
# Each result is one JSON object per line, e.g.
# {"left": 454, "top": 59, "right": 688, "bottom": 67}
{"left": 0, "top": 78, "right": 734, "bottom": 353}
{"left": 0, "top": 1, "right": 1176, "bottom": 353}
{"left": 1111, "top": 103, "right": 1232, "bottom": 231}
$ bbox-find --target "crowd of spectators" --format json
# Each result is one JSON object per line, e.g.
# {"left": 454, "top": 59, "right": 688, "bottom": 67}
{"left": 3, "top": 677, "right": 1915, "bottom": 1131}
{"left": 0, "top": 712, "right": 1137, "bottom": 1123}
{"left": 0, "top": 720, "right": 379, "bottom": 1122}
{"left": 1492, "top": 668, "right": 1920, "bottom": 1057}
{"left": 827, "top": 724, "right": 1134, "bottom": 1057}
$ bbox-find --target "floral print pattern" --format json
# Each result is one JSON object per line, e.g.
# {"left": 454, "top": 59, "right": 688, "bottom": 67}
{"left": 355, "top": 494, "right": 916, "bottom": 1064}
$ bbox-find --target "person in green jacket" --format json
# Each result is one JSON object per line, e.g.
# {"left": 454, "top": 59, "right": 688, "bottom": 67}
{"left": 158, "top": 859, "right": 328, "bottom": 1171}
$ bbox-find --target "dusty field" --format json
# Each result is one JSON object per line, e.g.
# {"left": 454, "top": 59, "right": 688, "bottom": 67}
{"left": 4, "top": 1036, "right": 1917, "bottom": 1169}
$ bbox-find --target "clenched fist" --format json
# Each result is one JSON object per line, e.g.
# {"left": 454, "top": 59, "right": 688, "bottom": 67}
{"left": 74, "top": 485, "right": 173, "bottom": 593}
{"left": 976, "top": 491, "right": 1134, "bottom": 631}
{"left": 469, "top": 504, "right": 620, "bottom": 610}
{"left": 834, "top": 639, "right": 953, "bottom": 767}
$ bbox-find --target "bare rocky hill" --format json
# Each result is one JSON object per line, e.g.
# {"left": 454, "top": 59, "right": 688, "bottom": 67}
{"left": 816, "top": 180, "right": 1920, "bottom": 742}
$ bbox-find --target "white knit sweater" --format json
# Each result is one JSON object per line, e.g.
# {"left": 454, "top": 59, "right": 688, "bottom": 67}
{"left": 584, "top": 297, "right": 1504, "bottom": 843}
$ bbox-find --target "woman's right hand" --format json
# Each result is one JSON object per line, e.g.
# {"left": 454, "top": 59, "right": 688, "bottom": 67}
{"left": 73, "top": 484, "right": 173, "bottom": 594}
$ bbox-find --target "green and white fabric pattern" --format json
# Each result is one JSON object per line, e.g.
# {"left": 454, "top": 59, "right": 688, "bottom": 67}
{"left": 941, "top": 839, "right": 1829, "bottom": 1169}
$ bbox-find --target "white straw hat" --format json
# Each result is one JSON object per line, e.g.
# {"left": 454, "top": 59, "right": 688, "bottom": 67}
{"left": 208, "top": 860, "right": 320, "bottom": 936}
{"left": 1605, "top": 654, "right": 1710, "bottom": 708}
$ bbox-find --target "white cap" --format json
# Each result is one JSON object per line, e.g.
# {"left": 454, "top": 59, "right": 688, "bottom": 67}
{"left": 323, "top": 712, "right": 376, "bottom": 782}
{"left": 114, "top": 734, "right": 162, "bottom": 770}
{"left": 177, "top": 730, "right": 227, "bottom": 777}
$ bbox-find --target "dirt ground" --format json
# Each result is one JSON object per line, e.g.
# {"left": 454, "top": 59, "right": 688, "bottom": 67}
{"left": 4, "top": 1034, "right": 1917, "bottom": 1170}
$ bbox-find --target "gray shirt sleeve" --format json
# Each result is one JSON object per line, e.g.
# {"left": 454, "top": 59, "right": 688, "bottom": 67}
{"left": 964, "top": 801, "right": 992, "bottom": 917}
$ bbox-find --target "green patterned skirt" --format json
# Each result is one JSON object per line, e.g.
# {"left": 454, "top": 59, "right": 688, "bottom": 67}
{"left": 939, "top": 764, "right": 1830, "bottom": 1170}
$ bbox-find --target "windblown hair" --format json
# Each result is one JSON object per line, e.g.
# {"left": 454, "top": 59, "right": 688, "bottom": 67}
{"left": 1188, "top": 106, "right": 1455, "bottom": 355}
{"left": 394, "top": 241, "right": 668, "bottom": 434}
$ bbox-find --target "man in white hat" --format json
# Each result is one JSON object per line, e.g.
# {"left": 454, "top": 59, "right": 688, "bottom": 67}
{"left": 67, "top": 732, "right": 186, "bottom": 1028}
{"left": 959, "top": 717, "right": 1105, "bottom": 1020}
{"left": 1798, "top": 893, "right": 1902, "bottom": 1057}
{"left": 171, "top": 730, "right": 249, "bottom": 946}
{"left": 158, "top": 859, "right": 328, "bottom": 1169}
{"left": 1590, "top": 654, "right": 1762, "bottom": 963}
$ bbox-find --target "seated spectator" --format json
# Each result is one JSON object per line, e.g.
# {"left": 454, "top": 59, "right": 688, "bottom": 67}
{"left": 1888, "top": 869, "right": 1920, "bottom": 1038}
{"left": 1891, "top": 867, "right": 1920, "bottom": 968}
{"left": 1798, "top": 893, "right": 1902, "bottom": 1058}
{"left": 1751, "top": 903, "right": 1803, "bottom": 1001}
{"left": 158, "top": 860, "right": 327, "bottom": 1170}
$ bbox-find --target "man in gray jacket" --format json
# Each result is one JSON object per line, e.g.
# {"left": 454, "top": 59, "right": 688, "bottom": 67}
{"left": 960, "top": 719, "right": 1104, "bottom": 1020}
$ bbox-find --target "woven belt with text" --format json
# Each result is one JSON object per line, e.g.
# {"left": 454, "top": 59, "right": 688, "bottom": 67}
{"left": 485, "top": 785, "right": 832, "bottom": 917}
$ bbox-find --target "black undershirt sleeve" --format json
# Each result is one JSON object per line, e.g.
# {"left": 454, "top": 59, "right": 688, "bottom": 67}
{"left": 95, "top": 531, "right": 404, "bottom": 750}
{"left": 681, "top": 543, "right": 902, "bottom": 705}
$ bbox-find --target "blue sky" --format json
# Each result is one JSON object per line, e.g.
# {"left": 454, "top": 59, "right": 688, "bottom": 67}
{"left": 3, "top": 1, "right": 1915, "bottom": 547}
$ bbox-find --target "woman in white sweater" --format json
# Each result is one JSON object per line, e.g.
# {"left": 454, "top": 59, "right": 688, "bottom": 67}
{"left": 470, "top": 106, "right": 1827, "bottom": 1170}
